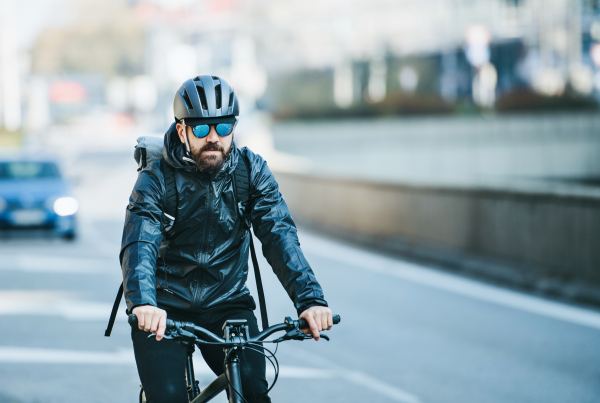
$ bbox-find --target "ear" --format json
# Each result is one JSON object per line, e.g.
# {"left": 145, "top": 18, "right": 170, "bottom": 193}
{"left": 176, "top": 123, "right": 186, "bottom": 144}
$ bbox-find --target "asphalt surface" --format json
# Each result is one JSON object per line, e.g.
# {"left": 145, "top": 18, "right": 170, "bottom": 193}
{"left": 0, "top": 150, "right": 599, "bottom": 403}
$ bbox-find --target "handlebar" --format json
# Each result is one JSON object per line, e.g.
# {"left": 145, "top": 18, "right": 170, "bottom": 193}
{"left": 128, "top": 314, "right": 341, "bottom": 344}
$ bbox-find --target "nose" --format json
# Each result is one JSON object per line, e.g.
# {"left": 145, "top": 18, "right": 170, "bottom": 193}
{"left": 206, "top": 126, "right": 219, "bottom": 142}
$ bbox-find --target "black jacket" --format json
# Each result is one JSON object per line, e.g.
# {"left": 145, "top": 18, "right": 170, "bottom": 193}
{"left": 120, "top": 124, "right": 327, "bottom": 316}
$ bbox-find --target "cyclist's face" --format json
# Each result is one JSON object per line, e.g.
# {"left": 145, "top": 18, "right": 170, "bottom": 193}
{"left": 176, "top": 123, "right": 234, "bottom": 172}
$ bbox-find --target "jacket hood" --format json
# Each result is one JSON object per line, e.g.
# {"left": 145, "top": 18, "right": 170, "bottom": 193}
{"left": 162, "top": 122, "right": 238, "bottom": 177}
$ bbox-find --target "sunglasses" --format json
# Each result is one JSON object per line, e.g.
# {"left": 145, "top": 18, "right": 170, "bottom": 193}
{"left": 187, "top": 122, "right": 234, "bottom": 138}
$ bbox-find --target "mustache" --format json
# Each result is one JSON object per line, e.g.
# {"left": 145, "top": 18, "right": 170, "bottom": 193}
{"left": 200, "top": 143, "right": 224, "bottom": 153}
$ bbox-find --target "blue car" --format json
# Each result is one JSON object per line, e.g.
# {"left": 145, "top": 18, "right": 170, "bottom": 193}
{"left": 0, "top": 157, "right": 78, "bottom": 239}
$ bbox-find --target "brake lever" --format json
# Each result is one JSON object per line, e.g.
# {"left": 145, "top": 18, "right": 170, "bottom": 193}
{"left": 302, "top": 332, "right": 330, "bottom": 341}
{"left": 272, "top": 327, "right": 309, "bottom": 342}
{"left": 147, "top": 325, "right": 196, "bottom": 344}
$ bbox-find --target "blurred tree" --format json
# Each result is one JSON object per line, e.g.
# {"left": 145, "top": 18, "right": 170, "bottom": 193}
{"left": 31, "top": 0, "right": 144, "bottom": 77}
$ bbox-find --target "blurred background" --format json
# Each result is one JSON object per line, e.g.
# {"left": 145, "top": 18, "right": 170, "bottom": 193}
{"left": 1, "top": 0, "right": 599, "bottom": 402}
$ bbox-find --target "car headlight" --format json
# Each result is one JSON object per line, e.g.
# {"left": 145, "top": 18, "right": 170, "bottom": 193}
{"left": 0, "top": 197, "right": 6, "bottom": 212}
{"left": 53, "top": 197, "right": 79, "bottom": 216}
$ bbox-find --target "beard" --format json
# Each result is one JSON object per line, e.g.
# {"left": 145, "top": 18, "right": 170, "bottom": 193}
{"left": 190, "top": 140, "right": 232, "bottom": 172}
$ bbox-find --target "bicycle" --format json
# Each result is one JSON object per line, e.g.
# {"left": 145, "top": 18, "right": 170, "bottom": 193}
{"left": 128, "top": 313, "right": 341, "bottom": 403}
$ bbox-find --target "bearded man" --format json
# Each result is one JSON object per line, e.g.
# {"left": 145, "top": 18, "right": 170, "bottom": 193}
{"left": 120, "top": 75, "right": 332, "bottom": 403}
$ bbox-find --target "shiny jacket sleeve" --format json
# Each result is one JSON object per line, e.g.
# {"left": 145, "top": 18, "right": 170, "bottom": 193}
{"left": 245, "top": 150, "right": 328, "bottom": 315}
{"left": 120, "top": 162, "right": 165, "bottom": 312}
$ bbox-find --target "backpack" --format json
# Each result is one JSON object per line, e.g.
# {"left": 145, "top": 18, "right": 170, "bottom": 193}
{"left": 104, "top": 136, "right": 269, "bottom": 336}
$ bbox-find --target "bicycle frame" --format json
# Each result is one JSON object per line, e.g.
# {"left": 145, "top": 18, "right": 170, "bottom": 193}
{"left": 188, "top": 359, "right": 239, "bottom": 403}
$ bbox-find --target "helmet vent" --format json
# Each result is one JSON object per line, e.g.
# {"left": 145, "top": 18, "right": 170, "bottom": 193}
{"left": 193, "top": 76, "right": 201, "bottom": 82}
{"left": 196, "top": 85, "right": 208, "bottom": 110}
{"left": 182, "top": 90, "right": 193, "bottom": 110}
{"left": 228, "top": 91, "right": 234, "bottom": 107}
{"left": 215, "top": 84, "right": 222, "bottom": 109}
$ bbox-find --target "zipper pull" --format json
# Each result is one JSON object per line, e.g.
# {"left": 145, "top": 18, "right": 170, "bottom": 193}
{"left": 157, "top": 284, "right": 175, "bottom": 295}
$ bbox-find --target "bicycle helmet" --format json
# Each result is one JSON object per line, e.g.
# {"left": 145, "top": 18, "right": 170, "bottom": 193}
{"left": 173, "top": 75, "right": 239, "bottom": 122}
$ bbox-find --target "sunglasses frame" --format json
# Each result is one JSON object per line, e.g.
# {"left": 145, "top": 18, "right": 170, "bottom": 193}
{"left": 184, "top": 121, "right": 235, "bottom": 138}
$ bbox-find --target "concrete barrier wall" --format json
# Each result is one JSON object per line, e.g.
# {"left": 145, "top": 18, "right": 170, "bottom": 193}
{"left": 271, "top": 113, "right": 600, "bottom": 183}
{"left": 275, "top": 171, "right": 600, "bottom": 305}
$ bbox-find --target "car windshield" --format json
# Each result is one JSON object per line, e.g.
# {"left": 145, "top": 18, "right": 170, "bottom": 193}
{"left": 0, "top": 162, "right": 61, "bottom": 180}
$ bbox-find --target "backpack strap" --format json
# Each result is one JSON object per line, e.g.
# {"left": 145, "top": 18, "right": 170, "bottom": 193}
{"left": 162, "top": 159, "right": 178, "bottom": 231}
{"left": 249, "top": 234, "right": 269, "bottom": 331}
{"left": 233, "top": 153, "right": 250, "bottom": 222}
{"left": 104, "top": 282, "right": 123, "bottom": 337}
{"left": 233, "top": 152, "right": 269, "bottom": 331}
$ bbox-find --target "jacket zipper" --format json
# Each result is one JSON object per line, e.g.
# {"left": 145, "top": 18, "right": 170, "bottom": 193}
{"left": 200, "top": 178, "right": 214, "bottom": 268}
{"left": 192, "top": 177, "right": 213, "bottom": 310}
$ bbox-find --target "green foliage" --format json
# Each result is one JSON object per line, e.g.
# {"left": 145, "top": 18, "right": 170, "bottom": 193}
{"left": 0, "top": 128, "right": 22, "bottom": 148}
{"left": 32, "top": 0, "right": 145, "bottom": 77}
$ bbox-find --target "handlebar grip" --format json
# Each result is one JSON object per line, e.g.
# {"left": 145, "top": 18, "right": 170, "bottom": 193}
{"left": 298, "top": 314, "right": 340, "bottom": 329}
{"left": 128, "top": 314, "right": 176, "bottom": 330}
{"left": 298, "top": 318, "right": 308, "bottom": 329}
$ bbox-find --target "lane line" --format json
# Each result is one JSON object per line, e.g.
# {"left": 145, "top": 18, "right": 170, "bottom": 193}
{"left": 0, "top": 255, "right": 113, "bottom": 273}
{"left": 0, "top": 346, "right": 338, "bottom": 380}
{"left": 300, "top": 231, "right": 600, "bottom": 330}
{"left": 0, "top": 346, "right": 134, "bottom": 365}
{"left": 284, "top": 345, "right": 422, "bottom": 403}
{"left": 0, "top": 291, "right": 113, "bottom": 321}
{"left": 342, "top": 371, "right": 421, "bottom": 403}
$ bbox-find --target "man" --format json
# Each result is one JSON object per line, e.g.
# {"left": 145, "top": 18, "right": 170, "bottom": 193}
{"left": 120, "top": 75, "right": 332, "bottom": 403}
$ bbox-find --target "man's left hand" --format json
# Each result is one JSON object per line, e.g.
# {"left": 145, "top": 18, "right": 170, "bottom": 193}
{"left": 299, "top": 306, "right": 333, "bottom": 341}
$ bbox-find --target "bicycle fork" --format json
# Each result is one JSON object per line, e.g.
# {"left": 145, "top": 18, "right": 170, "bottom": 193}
{"left": 225, "top": 348, "right": 244, "bottom": 403}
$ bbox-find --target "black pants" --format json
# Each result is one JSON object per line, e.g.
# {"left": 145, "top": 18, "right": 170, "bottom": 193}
{"left": 132, "top": 299, "right": 271, "bottom": 403}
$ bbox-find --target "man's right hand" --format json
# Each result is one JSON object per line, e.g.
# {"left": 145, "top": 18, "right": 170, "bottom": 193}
{"left": 132, "top": 305, "right": 167, "bottom": 341}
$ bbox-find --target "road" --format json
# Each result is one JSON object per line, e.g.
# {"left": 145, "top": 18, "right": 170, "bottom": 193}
{"left": 0, "top": 150, "right": 599, "bottom": 403}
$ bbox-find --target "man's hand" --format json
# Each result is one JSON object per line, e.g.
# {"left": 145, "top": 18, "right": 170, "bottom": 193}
{"left": 299, "top": 306, "right": 333, "bottom": 341}
{"left": 132, "top": 305, "right": 167, "bottom": 341}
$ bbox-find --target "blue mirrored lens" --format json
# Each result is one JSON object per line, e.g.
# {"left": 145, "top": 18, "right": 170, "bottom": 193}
{"left": 192, "top": 125, "right": 210, "bottom": 138}
{"left": 216, "top": 123, "right": 233, "bottom": 136}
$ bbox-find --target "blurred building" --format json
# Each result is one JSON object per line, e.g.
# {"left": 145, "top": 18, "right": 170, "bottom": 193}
{"left": 2, "top": 0, "right": 600, "bottom": 132}
{"left": 124, "top": 0, "right": 600, "bottom": 124}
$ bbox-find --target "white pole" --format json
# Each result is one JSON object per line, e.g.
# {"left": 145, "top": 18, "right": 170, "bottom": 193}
{"left": 568, "top": 0, "right": 582, "bottom": 67}
{"left": 0, "top": 0, "right": 22, "bottom": 132}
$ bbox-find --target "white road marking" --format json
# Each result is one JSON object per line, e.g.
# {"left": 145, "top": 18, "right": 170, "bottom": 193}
{"left": 265, "top": 366, "right": 335, "bottom": 379}
{"left": 0, "top": 254, "right": 112, "bottom": 273}
{"left": 0, "top": 346, "right": 338, "bottom": 380}
{"left": 0, "top": 291, "right": 113, "bottom": 320}
{"left": 284, "top": 345, "right": 422, "bottom": 403}
{"left": 0, "top": 346, "right": 134, "bottom": 365}
{"left": 300, "top": 230, "right": 600, "bottom": 330}
{"left": 342, "top": 370, "right": 421, "bottom": 403}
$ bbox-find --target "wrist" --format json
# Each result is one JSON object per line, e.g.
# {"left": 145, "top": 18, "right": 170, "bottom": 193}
{"left": 297, "top": 302, "right": 328, "bottom": 317}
